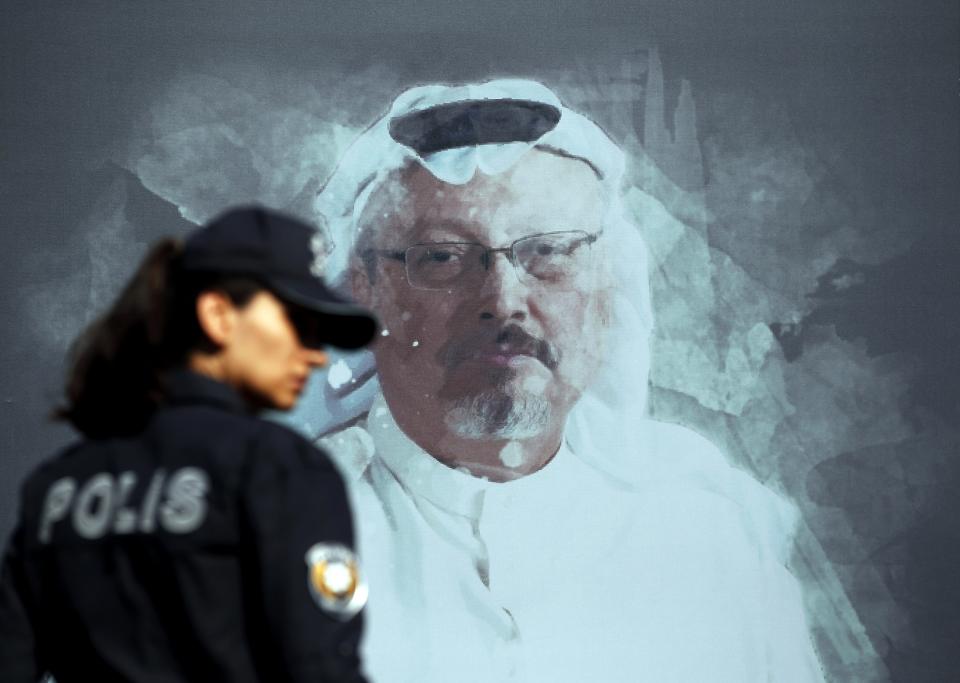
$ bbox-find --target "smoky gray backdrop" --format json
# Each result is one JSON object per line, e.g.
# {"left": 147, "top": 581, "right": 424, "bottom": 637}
{"left": 1, "top": 1, "right": 956, "bottom": 681}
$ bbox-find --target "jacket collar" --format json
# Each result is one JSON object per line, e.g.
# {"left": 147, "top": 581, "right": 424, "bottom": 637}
{"left": 162, "top": 368, "right": 251, "bottom": 414}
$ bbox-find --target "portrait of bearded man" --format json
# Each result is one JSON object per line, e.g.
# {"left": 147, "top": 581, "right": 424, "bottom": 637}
{"left": 310, "top": 80, "right": 826, "bottom": 683}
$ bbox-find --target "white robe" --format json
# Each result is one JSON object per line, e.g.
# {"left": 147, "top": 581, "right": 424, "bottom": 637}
{"left": 321, "top": 394, "right": 826, "bottom": 683}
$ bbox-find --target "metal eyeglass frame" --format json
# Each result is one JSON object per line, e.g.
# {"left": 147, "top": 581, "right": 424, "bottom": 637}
{"left": 360, "top": 230, "right": 601, "bottom": 290}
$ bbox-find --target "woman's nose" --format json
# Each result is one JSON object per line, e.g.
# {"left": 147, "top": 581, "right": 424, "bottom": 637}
{"left": 305, "top": 348, "right": 329, "bottom": 368}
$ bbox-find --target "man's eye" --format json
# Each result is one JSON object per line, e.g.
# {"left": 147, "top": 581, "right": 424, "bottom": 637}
{"left": 528, "top": 239, "right": 578, "bottom": 258}
{"left": 534, "top": 243, "right": 556, "bottom": 256}
{"left": 422, "top": 250, "right": 459, "bottom": 264}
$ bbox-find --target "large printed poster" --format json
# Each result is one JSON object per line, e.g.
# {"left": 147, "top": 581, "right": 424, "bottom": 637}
{"left": 1, "top": 2, "right": 957, "bottom": 680}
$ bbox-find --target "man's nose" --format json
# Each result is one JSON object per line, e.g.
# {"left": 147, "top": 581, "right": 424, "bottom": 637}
{"left": 477, "top": 251, "right": 527, "bottom": 322}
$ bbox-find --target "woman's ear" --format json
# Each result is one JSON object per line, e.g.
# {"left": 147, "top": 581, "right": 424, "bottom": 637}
{"left": 195, "top": 290, "right": 237, "bottom": 348}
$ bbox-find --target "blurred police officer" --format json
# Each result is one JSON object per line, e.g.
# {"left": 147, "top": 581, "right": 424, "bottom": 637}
{"left": 0, "top": 206, "right": 377, "bottom": 682}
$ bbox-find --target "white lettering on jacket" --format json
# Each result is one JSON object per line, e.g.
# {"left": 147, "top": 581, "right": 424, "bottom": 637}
{"left": 37, "top": 468, "right": 211, "bottom": 543}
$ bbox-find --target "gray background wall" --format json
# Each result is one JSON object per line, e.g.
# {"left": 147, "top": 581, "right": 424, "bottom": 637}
{"left": 1, "top": 1, "right": 957, "bottom": 680}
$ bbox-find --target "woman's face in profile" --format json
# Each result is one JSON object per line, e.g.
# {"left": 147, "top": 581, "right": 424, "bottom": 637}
{"left": 215, "top": 290, "right": 328, "bottom": 411}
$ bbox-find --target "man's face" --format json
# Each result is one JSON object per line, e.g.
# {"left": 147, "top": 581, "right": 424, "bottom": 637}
{"left": 354, "top": 149, "right": 609, "bottom": 442}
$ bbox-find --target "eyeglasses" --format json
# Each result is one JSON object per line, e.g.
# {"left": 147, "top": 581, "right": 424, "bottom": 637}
{"left": 361, "top": 230, "right": 600, "bottom": 291}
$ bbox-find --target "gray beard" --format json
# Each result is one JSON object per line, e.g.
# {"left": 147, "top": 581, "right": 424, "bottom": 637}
{"left": 444, "top": 389, "right": 551, "bottom": 440}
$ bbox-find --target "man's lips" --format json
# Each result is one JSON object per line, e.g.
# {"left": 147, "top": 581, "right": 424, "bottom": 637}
{"left": 472, "top": 343, "right": 543, "bottom": 367}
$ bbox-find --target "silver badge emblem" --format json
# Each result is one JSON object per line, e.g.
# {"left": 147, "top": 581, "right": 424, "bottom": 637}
{"left": 305, "top": 543, "right": 368, "bottom": 619}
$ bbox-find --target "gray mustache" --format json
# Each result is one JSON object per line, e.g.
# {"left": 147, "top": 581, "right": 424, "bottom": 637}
{"left": 440, "top": 325, "right": 560, "bottom": 371}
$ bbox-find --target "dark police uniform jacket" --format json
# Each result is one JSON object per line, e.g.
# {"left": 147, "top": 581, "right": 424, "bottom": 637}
{"left": 0, "top": 370, "right": 368, "bottom": 682}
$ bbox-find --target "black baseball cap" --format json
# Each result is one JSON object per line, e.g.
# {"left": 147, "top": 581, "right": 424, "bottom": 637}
{"left": 181, "top": 205, "right": 378, "bottom": 350}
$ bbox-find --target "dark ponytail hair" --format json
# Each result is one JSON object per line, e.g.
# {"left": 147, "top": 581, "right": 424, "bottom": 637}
{"left": 55, "top": 238, "right": 263, "bottom": 439}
